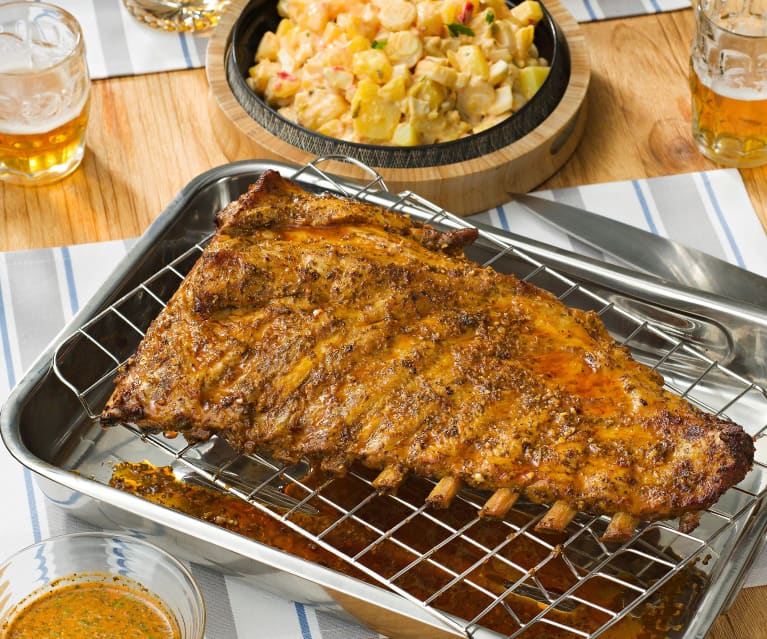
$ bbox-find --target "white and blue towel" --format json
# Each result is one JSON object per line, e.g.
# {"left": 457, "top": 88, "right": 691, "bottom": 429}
{"left": 561, "top": 0, "right": 690, "bottom": 22}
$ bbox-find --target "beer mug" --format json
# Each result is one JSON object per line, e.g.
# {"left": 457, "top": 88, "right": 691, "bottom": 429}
{"left": 122, "top": 0, "right": 231, "bottom": 32}
{"left": 0, "top": 2, "right": 90, "bottom": 186}
{"left": 690, "top": 0, "right": 767, "bottom": 168}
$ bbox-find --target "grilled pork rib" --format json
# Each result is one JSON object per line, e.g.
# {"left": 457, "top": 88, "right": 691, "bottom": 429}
{"left": 102, "top": 171, "right": 754, "bottom": 540}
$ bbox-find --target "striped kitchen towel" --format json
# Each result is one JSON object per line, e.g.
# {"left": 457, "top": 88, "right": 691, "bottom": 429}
{"left": 53, "top": 0, "right": 210, "bottom": 80}
{"left": 51, "top": 0, "right": 692, "bottom": 80}
{"left": 2, "top": 167, "right": 767, "bottom": 639}
{"left": 560, "top": 0, "right": 691, "bottom": 22}
{"left": 473, "top": 168, "right": 767, "bottom": 278}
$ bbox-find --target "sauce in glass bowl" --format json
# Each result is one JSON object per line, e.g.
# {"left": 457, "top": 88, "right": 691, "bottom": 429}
{"left": 0, "top": 533, "right": 204, "bottom": 639}
{"left": 2, "top": 575, "right": 179, "bottom": 639}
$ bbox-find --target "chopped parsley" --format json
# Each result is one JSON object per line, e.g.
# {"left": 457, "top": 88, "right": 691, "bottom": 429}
{"left": 485, "top": 10, "right": 495, "bottom": 24}
{"left": 447, "top": 22, "right": 475, "bottom": 37}
{"left": 371, "top": 39, "right": 387, "bottom": 49}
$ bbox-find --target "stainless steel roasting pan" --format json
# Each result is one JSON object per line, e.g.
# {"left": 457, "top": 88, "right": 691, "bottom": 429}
{"left": 3, "top": 158, "right": 767, "bottom": 639}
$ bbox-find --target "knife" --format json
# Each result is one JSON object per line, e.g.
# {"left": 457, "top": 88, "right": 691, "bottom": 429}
{"left": 513, "top": 193, "right": 767, "bottom": 311}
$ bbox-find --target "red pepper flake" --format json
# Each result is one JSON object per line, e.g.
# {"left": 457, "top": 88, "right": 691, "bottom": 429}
{"left": 277, "top": 71, "right": 296, "bottom": 81}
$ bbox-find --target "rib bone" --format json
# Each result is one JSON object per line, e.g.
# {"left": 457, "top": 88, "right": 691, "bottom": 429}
{"left": 536, "top": 500, "right": 578, "bottom": 533}
{"left": 479, "top": 488, "right": 520, "bottom": 519}
{"left": 372, "top": 465, "right": 406, "bottom": 493}
{"left": 426, "top": 476, "right": 462, "bottom": 508}
{"left": 601, "top": 512, "right": 640, "bottom": 542}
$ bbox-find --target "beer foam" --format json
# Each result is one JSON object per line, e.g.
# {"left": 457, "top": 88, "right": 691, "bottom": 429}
{"left": 710, "top": 80, "right": 767, "bottom": 101}
{"left": 693, "top": 64, "right": 767, "bottom": 101}
{"left": 0, "top": 93, "right": 88, "bottom": 135}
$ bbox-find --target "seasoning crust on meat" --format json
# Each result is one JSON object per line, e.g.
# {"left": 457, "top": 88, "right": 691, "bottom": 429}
{"left": 101, "top": 170, "right": 754, "bottom": 540}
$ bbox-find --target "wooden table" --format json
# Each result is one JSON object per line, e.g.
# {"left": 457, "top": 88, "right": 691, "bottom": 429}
{"left": 1, "top": 7, "right": 765, "bottom": 639}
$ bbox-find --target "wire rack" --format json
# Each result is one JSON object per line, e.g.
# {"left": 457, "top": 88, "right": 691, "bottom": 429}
{"left": 52, "top": 158, "right": 767, "bottom": 639}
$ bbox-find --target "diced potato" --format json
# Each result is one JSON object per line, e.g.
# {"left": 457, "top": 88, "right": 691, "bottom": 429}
{"left": 275, "top": 17, "right": 293, "bottom": 37}
{"left": 297, "top": 90, "right": 349, "bottom": 129}
{"left": 440, "top": 0, "right": 464, "bottom": 26}
{"left": 304, "top": 3, "right": 329, "bottom": 32}
{"left": 337, "top": 13, "right": 364, "bottom": 37}
{"left": 347, "top": 35, "right": 371, "bottom": 56}
{"left": 410, "top": 78, "right": 447, "bottom": 111}
{"left": 255, "top": 32, "right": 279, "bottom": 61}
{"left": 483, "top": 0, "right": 507, "bottom": 14}
{"left": 514, "top": 25, "right": 535, "bottom": 64}
{"left": 379, "top": 75, "right": 408, "bottom": 102}
{"left": 297, "top": 41, "right": 317, "bottom": 66}
{"left": 353, "top": 49, "right": 393, "bottom": 83}
{"left": 265, "top": 71, "right": 300, "bottom": 101}
{"left": 323, "top": 66, "right": 354, "bottom": 90}
{"left": 322, "top": 21, "right": 343, "bottom": 43}
{"left": 356, "top": 6, "right": 383, "bottom": 40}
{"left": 518, "top": 65, "right": 550, "bottom": 99}
{"left": 248, "top": 60, "right": 279, "bottom": 93}
{"left": 413, "top": 111, "right": 468, "bottom": 143}
{"left": 416, "top": 1, "right": 444, "bottom": 36}
{"left": 510, "top": 1, "right": 544, "bottom": 25}
{"left": 414, "top": 57, "right": 458, "bottom": 88}
{"left": 317, "top": 118, "right": 345, "bottom": 138}
{"left": 393, "top": 121, "right": 420, "bottom": 145}
{"left": 351, "top": 80, "right": 401, "bottom": 141}
{"left": 351, "top": 79, "right": 377, "bottom": 114}
{"left": 455, "top": 45, "right": 490, "bottom": 80}
{"left": 282, "top": 0, "right": 310, "bottom": 27}
{"left": 321, "top": 45, "right": 349, "bottom": 70}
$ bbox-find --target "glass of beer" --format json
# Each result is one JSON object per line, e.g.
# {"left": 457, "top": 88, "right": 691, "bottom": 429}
{"left": 690, "top": 0, "right": 767, "bottom": 168}
{"left": 0, "top": 2, "right": 90, "bottom": 186}
{"left": 122, "top": 0, "right": 231, "bottom": 32}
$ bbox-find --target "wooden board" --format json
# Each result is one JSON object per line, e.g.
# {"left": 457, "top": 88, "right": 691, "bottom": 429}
{"left": 206, "top": 0, "right": 590, "bottom": 216}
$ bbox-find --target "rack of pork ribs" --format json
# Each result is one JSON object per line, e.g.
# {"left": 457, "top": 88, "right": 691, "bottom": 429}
{"left": 101, "top": 170, "right": 754, "bottom": 543}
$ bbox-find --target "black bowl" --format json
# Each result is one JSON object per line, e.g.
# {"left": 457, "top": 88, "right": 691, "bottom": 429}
{"left": 227, "top": 0, "right": 571, "bottom": 169}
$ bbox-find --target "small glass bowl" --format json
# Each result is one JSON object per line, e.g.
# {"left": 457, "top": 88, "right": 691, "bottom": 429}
{"left": 0, "top": 532, "right": 206, "bottom": 638}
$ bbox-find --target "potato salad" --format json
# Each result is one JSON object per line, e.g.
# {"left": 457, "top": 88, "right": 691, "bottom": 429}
{"left": 247, "top": 0, "right": 551, "bottom": 146}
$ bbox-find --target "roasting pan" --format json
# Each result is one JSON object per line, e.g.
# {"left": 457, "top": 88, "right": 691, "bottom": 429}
{"left": 3, "top": 158, "right": 767, "bottom": 639}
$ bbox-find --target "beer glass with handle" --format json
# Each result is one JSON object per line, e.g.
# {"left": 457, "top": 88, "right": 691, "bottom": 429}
{"left": 0, "top": 2, "right": 90, "bottom": 186}
{"left": 690, "top": 0, "right": 767, "bottom": 168}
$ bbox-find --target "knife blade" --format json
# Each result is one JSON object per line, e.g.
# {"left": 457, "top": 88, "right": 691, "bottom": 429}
{"left": 513, "top": 193, "right": 767, "bottom": 311}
